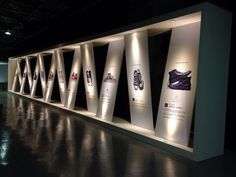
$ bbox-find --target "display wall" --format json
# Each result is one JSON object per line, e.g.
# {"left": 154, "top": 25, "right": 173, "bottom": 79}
{"left": 8, "top": 3, "right": 232, "bottom": 161}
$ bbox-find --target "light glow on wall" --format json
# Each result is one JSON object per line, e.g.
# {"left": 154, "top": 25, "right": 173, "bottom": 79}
{"left": 125, "top": 30, "right": 154, "bottom": 130}
{"left": 131, "top": 33, "right": 141, "bottom": 62}
{"left": 167, "top": 118, "right": 178, "bottom": 137}
{"left": 0, "top": 131, "right": 9, "bottom": 166}
{"left": 100, "top": 103, "right": 109, "bottom": 119}
{"left": 38, "top": 54, "right": 47, "bottom": 99}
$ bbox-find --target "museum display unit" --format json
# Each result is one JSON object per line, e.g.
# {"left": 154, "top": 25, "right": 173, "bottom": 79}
{"left": 8, "top": 3, "right": 231, "bottom": 161}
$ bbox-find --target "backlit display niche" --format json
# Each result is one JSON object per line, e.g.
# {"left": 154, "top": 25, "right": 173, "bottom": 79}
{"left": 8, "top": 3, "right": 231, "bottom": 161}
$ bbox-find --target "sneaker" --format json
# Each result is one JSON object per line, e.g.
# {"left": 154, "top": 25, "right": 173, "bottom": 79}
{"left": 133, "top": 69, "right": 144, "bottom": 90}
{"left": 33, "top": 72, "right": 37, "bottom": 80}
{"left": 48, "top": 71, "right": 54, "bottom": 81}
{"left": 86, "top": 70, "right": 92, "bottom": 84}
{"left": 71, "top": 72, "right": 78, "bottom": 80}
{"left": 168, "top": 69, "right": 191, "bottom": 90}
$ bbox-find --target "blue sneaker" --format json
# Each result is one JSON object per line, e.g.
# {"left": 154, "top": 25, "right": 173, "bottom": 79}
{"left": 168, "top": 69, "right": 191, "bottom": 90}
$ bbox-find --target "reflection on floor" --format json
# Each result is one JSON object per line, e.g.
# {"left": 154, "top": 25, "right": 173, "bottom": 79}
{"left": 0, "top": 92, "right": 236, "bottom": 177}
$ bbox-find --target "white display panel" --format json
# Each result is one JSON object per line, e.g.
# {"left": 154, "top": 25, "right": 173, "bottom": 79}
{"left": 45, "top": 52, "right": 57, "bottom": 102}
{"left": 65, "top": 48, "right": 82, "bottom": 109}
{"left": 96, "top": 39, "right": 124, "bottom": 121}
{"left": 19, "top": 61, "right": 27, "bottom": 94}
{"left": 125, "top": 30, "right": 154, "bottom": 130}
{"left": 38, "top": 54, "right": 47, "bottom": 99}
{"left": 11, "top": 69, "right": 18, "bottom": 92}
{"left": 11, "top": 58, "right": 22, "bottom": 91}
{"left": 55, "top": 49, "right": 67, "bottom": 104}
{"left": 16, "top": 58, "right": 22, "bottom": 86}
{"left": 155, "top": 22, "right": 200, "bottom": 146}
{"left": 81, "top": 43, "right": 98, "bottom": 114}
{"left": 26, "top": 57, "right": 33, "bottom": 91}
{"left": 30, "top": 58, "right": 40, "bottom": 97}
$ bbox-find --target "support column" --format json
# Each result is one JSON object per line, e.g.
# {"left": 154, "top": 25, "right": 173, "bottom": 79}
{"left": 65, "top": 48, "right": 82, "bottom": 109}
{"left": 16, "top": 58, "right": 22, "bottom": 86}
{"left": 125, "top": 30, "right": 154, "bottom": 130}
{"left": 45, "top": 52, "right": 57, "bottom": 102}
{"left": 81, "top": 43, "right": 98, "bottom": 114}
{"left": 19, "top": 60, "right": 27, "bottom": 94}
{"left": 12, "top": 58, "right": 22, "bottom": 91}
{"left": 96, "top": 39, "right": 124, "bottom": 121}
{"left": 26, "top": 57, "right": 33, "bottom": 91}
{"left": 30, "top": 58, "right": 40, "bottom": 97}
{"left": 56, "top": 49, "right": 67, "bottom": 104}
{"left": 11, "top": 61, "right": 19, "bottom": 92}
{"left": 39, "top": 54, "right": 47, "bottom": 99}
{"left": 155, "top": 22, "right": 200, "bottom": 146}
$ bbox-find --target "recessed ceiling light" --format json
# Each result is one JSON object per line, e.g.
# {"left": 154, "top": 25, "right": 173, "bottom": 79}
{"left": 5, "top": 31, "right": 11, "bottom": 35}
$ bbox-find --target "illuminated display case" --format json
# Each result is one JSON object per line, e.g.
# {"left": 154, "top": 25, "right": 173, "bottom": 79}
{"left": 8, "top": 3, "right": 231, "bottom": 161}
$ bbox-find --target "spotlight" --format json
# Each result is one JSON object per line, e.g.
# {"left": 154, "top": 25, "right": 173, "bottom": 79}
{"left": 5, "top": 31, "right": 11, "bottom": 35}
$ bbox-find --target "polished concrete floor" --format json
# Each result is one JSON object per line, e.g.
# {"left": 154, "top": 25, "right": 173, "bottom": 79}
{"left": 0, "top": 92, "right": 236, "bottom": 177}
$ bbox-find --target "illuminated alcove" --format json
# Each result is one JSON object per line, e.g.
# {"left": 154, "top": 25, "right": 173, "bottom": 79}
{"left": 8, "top": 3, "right": 231, "bottom": 161}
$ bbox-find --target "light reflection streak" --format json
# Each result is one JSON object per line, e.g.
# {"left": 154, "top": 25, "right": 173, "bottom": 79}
{"left": 0, "top": 131, "right": 10, "bottom": 166}
{"left": 3, "top": 94, "right": 195, "bottom": 177}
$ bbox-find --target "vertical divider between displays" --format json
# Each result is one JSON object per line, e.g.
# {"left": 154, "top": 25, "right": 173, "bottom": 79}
{"left": 56, "top": 49, "right": 67, "bottom": 104}
{"left": 155, "top": 22, "right": 201, "bottom": 147}
{"left": 65, "top": 48, "right": 82, "bottom": 109}
{"left": 81, "top": 43, "right": 98, "bottom": 114}
{"left": 45, "top": 51, "right": 57, "bottom": 102}
{"left": 96, "top": 39, "right": 124, "bottom": 121}
{"left": 30, "top": 57, "right": 40, "bottom": 97}
{"left": 125, "top": 30, "right": 154, "bottom": 131}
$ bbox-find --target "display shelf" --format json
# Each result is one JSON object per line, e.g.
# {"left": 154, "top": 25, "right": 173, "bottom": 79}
{"left": 8, "top": 3, "right": 232, "bottom": 161}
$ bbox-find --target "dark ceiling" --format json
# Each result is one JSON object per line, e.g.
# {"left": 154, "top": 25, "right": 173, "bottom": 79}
{"left": 0, "top": 0, "right": 108, "bottom": 58}
{"left": 0, "top": 0, "right": 234, "bottom": 61}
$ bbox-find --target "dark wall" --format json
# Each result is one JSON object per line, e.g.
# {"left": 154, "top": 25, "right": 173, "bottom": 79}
{"left": 149, "top": 31, "right": 171, "bottom": 126}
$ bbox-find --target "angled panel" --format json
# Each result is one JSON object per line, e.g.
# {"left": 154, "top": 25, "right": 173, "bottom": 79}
{"left": 26, "top": 57, "right": 33, "bottom": 91}
{"left": 11, "top": 66, "right": 19, "bottom": 92}
{"left": 19, "top": 61, "right": 28, "bottom": 94}
{"left": 65, "top": 48, "right": 82, "bottom": 109}
{"left": 81, "top": 43, "right": 98, "bottom": 114}
{"left": 12, "top": 58, "right": 22, "bottom": 91}
{"left": 38, "top": 54, "right": 47, "bottom": 99}
{"left": 125, "top": 30, "right": 154, "bottom": 130}
{"left": 16, "top": 58, "right": 22, "bottom": 86}
{"left": 45, "top": 52, "right": 57, "bottom": 102}
{"left": 155, "top": 22, "right": 200, "bottom": 146}
{"left": 96, "top": 39, "right": 124, "bottom": 121}
{"left": 55, "top": 49, "right": 67, "bottom": 104}
{"left": 30, "top": 58, "right": 40, "bottom": 97}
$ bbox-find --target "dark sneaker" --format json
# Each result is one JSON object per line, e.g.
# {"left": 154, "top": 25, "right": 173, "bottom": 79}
{"left": 86, "top": 70, "right": 92, "bottom": 84}
{"left": 133, "top": 69, "right": 144, "bottom": 90}
{"left": 33, "top": 72, "right": 37, "bottom": 80}
{"left": 168, "top": 69, "right": 191, "bottom": 90}
{"left": 48, "top": 71, "right": 54, "bottom": 81}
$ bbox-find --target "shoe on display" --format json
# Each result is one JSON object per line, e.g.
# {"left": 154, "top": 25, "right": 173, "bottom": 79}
{"left": 48, "top": 71, "right": 54, "bottom": 81}
{"left": 86, "top": 70, "right": 92, "bottom": 84}
{"left": 168, "top": 69, "right": 191, "bottom": 90}
{"left": 71, "top": 72, "right": 78, "bottom": 80}
{"left": 33, "top": 72, "right": 37, "bottom": 80}
{"left": 133, "top": 69, "right": 144, "bottom": 91}
{"left": 104, "top": 73, "right": 115, "bottom": 82}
